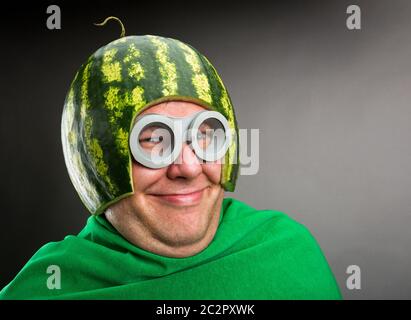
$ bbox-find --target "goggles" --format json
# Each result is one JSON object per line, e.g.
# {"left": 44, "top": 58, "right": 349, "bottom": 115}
{"left": 129, "top": 111, "right": 232, "bottom": 169}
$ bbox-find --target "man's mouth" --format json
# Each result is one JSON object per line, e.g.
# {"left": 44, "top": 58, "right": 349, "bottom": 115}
{"left": 149, "top": 188, "right": 206, "bottom": 206}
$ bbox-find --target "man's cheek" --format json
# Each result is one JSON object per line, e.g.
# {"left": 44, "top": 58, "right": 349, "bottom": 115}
{"left": 203, "top": 163, "right": 222, "bottom": 184}
{"left": 132, "top": 165, "right": 165, "bottom": 189}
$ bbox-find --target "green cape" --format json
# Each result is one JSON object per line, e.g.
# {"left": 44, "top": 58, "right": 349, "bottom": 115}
{"left": 0, "top": 198, "right": 341, "bottom": 299}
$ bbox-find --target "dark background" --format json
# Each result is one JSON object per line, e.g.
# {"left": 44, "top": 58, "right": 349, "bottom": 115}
{"left": 1, "top": 0, "right": 411, "bottom": 299}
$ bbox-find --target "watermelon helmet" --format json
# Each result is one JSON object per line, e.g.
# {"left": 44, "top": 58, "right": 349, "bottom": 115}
{"left": 61, "top": 34, "right": 239, "bottom": 215}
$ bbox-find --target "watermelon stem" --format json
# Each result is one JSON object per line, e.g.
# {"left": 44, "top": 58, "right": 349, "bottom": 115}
{"left": 94, "top": 16, "right": 126, "bottom": 38}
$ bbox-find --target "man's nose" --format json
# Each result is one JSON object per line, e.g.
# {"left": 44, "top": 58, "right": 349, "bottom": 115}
{"left": 166, "top": 143, "right": 202, "bottom": 180}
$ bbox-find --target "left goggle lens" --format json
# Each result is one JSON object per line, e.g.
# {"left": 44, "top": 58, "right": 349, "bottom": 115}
{"left": 138, "top": 123, "right": 174, "bottom": 158}
{"left": 130, "top": 115, "right": 181, "bottom": 169}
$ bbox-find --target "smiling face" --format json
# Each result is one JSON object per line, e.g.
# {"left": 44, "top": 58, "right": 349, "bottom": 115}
{"left": 105, "top": 101, "right": 225, "bottom": 258}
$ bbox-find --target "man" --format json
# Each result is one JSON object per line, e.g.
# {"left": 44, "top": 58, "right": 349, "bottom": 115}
{"left": 0, "top": 32, "right": 341, "bottom": 299}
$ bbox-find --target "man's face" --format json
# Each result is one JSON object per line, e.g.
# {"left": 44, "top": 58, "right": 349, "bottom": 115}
{"left": 105, "top": 101, "right": 225, "bottom": 257}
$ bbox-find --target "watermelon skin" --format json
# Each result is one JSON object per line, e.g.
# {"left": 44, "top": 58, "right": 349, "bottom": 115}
{"left": 61, "top": 35, "right": 239, "bottom": 215}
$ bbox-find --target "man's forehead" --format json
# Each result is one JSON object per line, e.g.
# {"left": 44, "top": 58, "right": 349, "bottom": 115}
{"left": 139, "top": 100, "right": 209, "bottom": 117}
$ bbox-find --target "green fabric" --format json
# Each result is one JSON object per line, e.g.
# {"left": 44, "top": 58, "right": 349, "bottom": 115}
{"left": 0, "top": 198, "right": 341, "bottom": 300}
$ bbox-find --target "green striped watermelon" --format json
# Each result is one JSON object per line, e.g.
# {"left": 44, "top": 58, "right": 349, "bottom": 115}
{"left": 61, "top": 35, "right": 239, "bottom": 215}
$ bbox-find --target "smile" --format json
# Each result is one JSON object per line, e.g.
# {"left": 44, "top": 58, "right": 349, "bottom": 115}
{"left": 150, "top": 188, "right": 206, "bottom": 206}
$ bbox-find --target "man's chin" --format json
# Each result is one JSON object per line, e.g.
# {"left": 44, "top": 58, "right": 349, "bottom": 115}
{"left": 147, "top": 205, "right": 216, "bottom": 248}
{"left": 156, "top": 231, "right": 207, "bottom": 249}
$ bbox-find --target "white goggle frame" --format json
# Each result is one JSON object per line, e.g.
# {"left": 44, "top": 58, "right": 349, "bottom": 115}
{"left": 129, "top": 111, "right": 232, "bottom": 169}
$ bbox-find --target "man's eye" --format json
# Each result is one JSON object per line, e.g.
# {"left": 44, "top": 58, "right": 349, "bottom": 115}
{"left": 139, "top": 136, "right": 164, "bottom": 144}
{"left": 197, "top": 130, "right": 213, "bottom": 140}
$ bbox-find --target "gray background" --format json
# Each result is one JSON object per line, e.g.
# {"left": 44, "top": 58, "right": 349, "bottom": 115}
{"left": 1, "top": 0, "right": 410, "bottom": 299}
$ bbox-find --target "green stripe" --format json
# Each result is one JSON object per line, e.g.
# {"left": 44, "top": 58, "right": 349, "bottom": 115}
{"left": 88, "top": 52, "right": 130, "bottom": 198}
{"left": 149, "top": 36, "right": 178, "bottom": 96}
{"left": 70, "top": 61, "right": 106, "bottom": 210}
{"left": 177, "top": 41, "right": 213, "bottom": 104}
{"left": 131, "top": 36, "right": 162, "bottom": 108}
{"left": 101, "top": 48, "right": 122, "bottom": 83}
{"left": 161, "top": 38, "right": 196, "bottom": 100}
{"left": 81, "top": 57, "right": 121, "bottom": 200}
